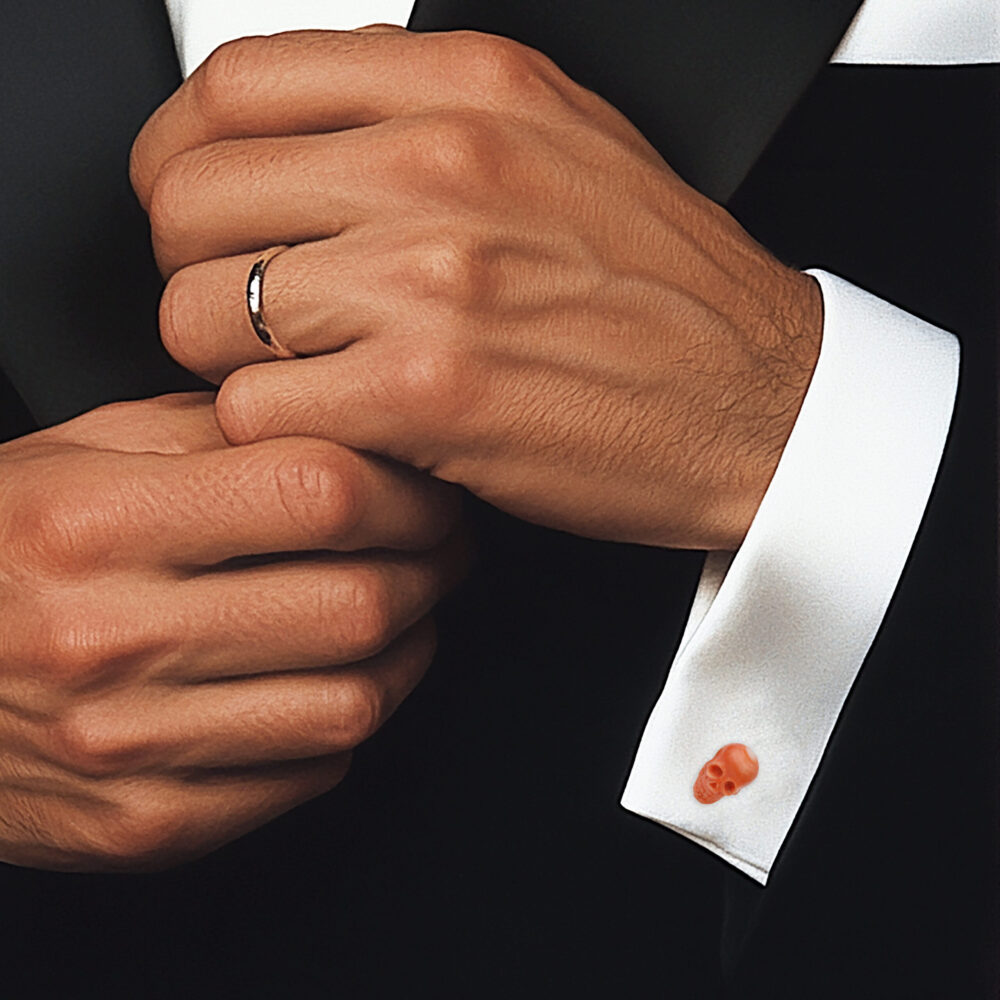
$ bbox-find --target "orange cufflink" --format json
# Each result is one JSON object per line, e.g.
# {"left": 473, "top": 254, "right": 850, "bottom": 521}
{"left": 693, "top": 743, "right": 758, "bottom": 804}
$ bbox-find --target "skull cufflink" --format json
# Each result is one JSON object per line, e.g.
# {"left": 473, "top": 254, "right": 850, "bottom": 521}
{"left": 693, "top": 743, "right": 759, "bottom": 804}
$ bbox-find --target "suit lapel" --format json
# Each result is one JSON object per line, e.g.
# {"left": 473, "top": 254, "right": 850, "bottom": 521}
{"left": 0, "top": 0, "right": 201, "bottom": 427}
{"left": 409, "top": 0, "right": 864, "bottom": 203}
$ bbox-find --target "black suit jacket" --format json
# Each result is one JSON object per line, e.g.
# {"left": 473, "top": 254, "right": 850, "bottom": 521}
{"left": 0, "top": 2, "right": 995, "bottom": 997}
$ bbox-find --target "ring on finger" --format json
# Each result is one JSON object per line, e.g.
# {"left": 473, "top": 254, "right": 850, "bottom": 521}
{"left": 246, "top": 244, "right": 297, "bottom": 359}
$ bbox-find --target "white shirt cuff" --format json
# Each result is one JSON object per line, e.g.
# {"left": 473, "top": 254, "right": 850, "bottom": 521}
{"left": 620, "top": 270, "right": 960, "bottom": 884}
{"left": 165, "top": 0, "right": 413, "bottom": 77}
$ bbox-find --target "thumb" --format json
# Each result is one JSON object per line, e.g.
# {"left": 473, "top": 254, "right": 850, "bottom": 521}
{"left": 44, "top": 392, "right": 226, "bottom": 454}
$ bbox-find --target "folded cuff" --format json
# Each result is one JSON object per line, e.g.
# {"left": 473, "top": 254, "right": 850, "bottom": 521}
{"left": 620, "top": 271, "right": 960, "bottom": 884}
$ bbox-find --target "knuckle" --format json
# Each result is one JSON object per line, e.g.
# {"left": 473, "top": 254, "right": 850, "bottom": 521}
{"left": 387, "top": 344, "right": 480, "bottom": 443}
{"left": 334, "top": 675, "right": 384, "bottom": 747}
{"left": 448, "top": 31, "right": 542, "bottom": 93}
{"left": 411, "top": 238, "right": 494, "bottom": 308}
{"left": 410, "top": 111, "right": 499, "bottom": 185}
{"left": 40, "top": 618, "right": 107, "bottom": 687}
{"left": 97, "top": 802, "right": 190, "bottom": 870}
{"left": 33, "top": 603, "right": 148, "bottom": 691}
{"left": 146, "top": 150, "right": 197, "bottom": 245}
{"left": 158, "top": 269, "right": 204, "bottom": 370}
{"left": 148, "top": 146, "right": 236, "bottom": 270}
{"left": 51, "top": 710, "right": 135, "bottom": 778}
{"left": 128, "top": 132, "right": 154, "bottom": 206}
{"left": 339, "top": 571, "right": 394, "bottom": 659}
{"left": 194, "top": 36, "right": 269, "bottom": 125}
{"left": 5, "top": 483, "right": 110, "bottom": 578}
{"left": 215, "top": 368, "right": 264, "bottom": 443}
{"left": 270, "top": 445, "right": 361, "bottom": 539}
{"left": 395, "top": 346, "right": 468, "bottom": 415}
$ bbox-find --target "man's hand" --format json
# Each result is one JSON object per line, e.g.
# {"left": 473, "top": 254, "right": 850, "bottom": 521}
{"left": 131, "top": 28, "right": 822, "bottom": 551}
{"left": 0, "top": 393, "right": 464, "bottom": 871}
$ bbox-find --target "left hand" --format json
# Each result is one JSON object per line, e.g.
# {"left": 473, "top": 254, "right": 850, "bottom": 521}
{"left": 131, "top": 26, "right": 822, "bottom": 551}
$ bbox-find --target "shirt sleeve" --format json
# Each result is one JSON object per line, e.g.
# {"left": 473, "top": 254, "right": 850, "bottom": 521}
{"left": 164, "top": 0, "right": 415, "bottom": 77}
{"left": 620, "top": 270, "right": 960, "bottom": 884}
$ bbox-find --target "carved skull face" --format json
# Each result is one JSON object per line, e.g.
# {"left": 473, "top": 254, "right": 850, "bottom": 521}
{"left": 693, "top": 743, "right": 759, "bottom": 804}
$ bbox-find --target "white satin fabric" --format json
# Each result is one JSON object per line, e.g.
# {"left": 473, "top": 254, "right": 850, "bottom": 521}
{"left": 832, "top": 0, "right": 999, "bottom": 64}
{"left": 165, "top": 0, "right": 414, "bottom": 76}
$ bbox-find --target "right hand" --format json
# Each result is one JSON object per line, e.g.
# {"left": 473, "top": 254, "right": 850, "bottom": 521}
{"left": 0, "top": 393, "right": 465, "bottom": 872}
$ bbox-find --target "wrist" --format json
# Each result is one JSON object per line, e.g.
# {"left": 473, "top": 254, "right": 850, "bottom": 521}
{"left": 703, "top": 264, "right": 823, "bottom": 550}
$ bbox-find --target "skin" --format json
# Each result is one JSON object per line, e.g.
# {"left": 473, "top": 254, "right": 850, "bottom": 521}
{"left": 130, "top": 25, "right": 824, "bottom": 553}
{"left": 0, "top": 393, "right": 465, "bottom": 871}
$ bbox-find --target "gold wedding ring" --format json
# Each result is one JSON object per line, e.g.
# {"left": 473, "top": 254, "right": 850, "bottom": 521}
{"left": 246, "top": 244, "right": 297, "bottom": 359}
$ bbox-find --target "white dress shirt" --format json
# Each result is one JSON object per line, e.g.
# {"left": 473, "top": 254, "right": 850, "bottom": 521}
{"left": 165, "top": 0, "right": 995, "bottom": 884}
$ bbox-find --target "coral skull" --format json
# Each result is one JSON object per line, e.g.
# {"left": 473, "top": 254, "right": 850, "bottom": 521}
{"left": 693, "top": 743, "right": 759, "bottom": 804}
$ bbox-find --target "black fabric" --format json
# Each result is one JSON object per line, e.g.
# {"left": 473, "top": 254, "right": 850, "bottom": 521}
{"left": 720, "top": 64, "right": 999, "bottom": 998}
{"left": 409, "top": 0, "right": 864, "bottom": 202}
{"left": 0, "top": 3, "right": 996, "bottom": 999}
{"left": 0, "top": 368, "right": 37, "bottom": 442}
{"left": 0, "top": 0, "right": 203, "bottom": 430}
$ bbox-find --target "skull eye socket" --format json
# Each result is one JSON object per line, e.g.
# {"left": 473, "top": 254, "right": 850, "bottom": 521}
{"left": 723, "top": 780, "right": 736, "bottom": 794}
{"left": 707, "top": 764, "right": 723, "bottom": 778}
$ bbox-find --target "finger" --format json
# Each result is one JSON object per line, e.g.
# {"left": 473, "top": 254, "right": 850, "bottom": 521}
{"left": 147, "top": 110, "right": 482, "bottom": 274}
{"left": 161, "top": 437, "right": 459, "bottom": 562}
{"left": 112, "top": 753, "right": 354, "bottom": 871}
{"left": 161, "top": 235, "right": 393, "bottom": 383}
{"left": 132, "top": 28, "right": 535, "bottom": 206}
{"left": 6, "top": 537, "right": 466, "bottom": 719}
{"left": 216, "top": 349, "right": 421, "bottom": 462}
{"left": 149, "top": 128, "right": 393, "bottom": 274}
{"left": 157, "top": 534, "right": 469, "bottom": 682}
{"left": 7, "top": 753, "right": 352, "bottom": 872}
{"left": 47, "top": 436, "right": 458, "bottom": 574}
{"left": 149, "top": 110, "right": 500, "bottom": 276}
{"left": 61, "top": 619, "right": 436, "bottom": 773}
{"left": 165, "top": 617, "right": 436, "bottom": 767}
